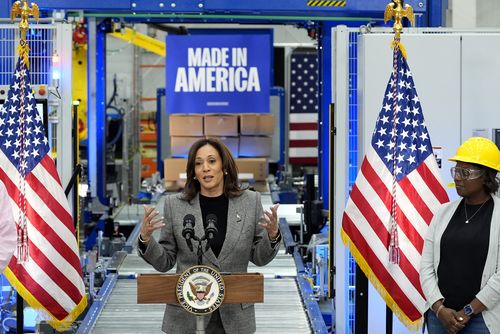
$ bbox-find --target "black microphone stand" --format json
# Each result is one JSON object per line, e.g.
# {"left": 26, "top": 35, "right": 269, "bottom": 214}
{"left": 181, "top": 216, "right": 218, "bottom": 334}
{"left": 196, "top": 237, "right": 204, "bottom": 265}
{"left": 182, "top": 214, "right": 218, "bottom": 265}
{"left": 187, "top": 234, "right": 207, "bottom": 266}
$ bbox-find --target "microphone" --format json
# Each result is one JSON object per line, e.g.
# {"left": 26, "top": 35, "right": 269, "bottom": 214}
{"left": 182, "top": 214, "right": 195, "bottom": 251}
{"left": 205, "top": 214, "right": 218, "bottom": 240}
{"left": 204, "top": 214, "right": 218, "bottom": 251}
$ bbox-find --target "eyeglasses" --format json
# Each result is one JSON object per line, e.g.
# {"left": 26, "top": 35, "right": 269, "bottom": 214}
{"left": 450, "top": 167, "right": 484, "bottom": 180}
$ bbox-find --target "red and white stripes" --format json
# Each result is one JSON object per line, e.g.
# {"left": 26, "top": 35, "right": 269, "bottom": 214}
{"left": 0, "top": 149, "right": 86, "bottom": 326}
{"left": 289, "top": 112, "right": 318, "bottom": 165}
{"left": 341, "top": 146, "right": 448, "bottom": 324}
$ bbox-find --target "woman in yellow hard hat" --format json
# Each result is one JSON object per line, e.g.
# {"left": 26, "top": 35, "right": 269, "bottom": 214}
{"left": 420, "top": 137, "right": 500, "bottom": 334}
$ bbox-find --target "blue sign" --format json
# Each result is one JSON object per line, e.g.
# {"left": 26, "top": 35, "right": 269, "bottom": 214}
{"left": 166, "top": 34, "right": 271, "bottom": 114}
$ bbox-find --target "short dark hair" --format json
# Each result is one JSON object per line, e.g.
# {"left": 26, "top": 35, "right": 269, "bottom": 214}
{"left": 182, "top": 138, "right": 242, "bottom": 201}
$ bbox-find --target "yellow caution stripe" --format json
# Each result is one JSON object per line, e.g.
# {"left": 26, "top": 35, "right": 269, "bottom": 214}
{"left": 307, "top": 0, "right": 346, "bottom": 7}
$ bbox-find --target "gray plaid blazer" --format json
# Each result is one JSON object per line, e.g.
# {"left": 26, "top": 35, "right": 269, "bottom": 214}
{"left": 139, "top": 190, "right": 280, "bottom": 333}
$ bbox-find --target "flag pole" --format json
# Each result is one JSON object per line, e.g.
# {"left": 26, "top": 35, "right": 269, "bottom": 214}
{"left": 10, "top": 1, "right": 39, "bottom": 333}
{"left": 382, "top": 1, "right": 415, "bottom": 333}
{"left": 16, "top": 293, "right": 24, "bottom": 334}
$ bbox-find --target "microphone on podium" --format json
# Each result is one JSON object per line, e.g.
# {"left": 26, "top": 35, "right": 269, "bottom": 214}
{"left": 182, "top": 214, "right": 195, "bottom": 252}
{"left": 204, "top": 214, "right": 218, "bottom": 250}
{"left": 205, "top": 214, "right": 218, "bottom": 240}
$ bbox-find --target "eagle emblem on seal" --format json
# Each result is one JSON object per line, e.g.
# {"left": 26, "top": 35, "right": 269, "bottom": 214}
{"left": 190, "top": 281, "right": 213, "bottom": 301}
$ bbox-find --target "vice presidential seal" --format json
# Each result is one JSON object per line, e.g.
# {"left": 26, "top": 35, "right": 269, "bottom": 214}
{"left": 176, "top": 265, "right": 225, "bottom": 314}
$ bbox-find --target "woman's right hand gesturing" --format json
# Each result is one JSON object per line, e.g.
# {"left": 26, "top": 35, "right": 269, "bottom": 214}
{"left": 139, "top": 205, "right": 165, "bottom": 244}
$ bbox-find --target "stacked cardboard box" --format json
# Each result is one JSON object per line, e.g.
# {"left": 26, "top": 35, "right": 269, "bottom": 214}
{"left": 204, "top": 114, "right": 239, "bottom": 157}
{"left": 239, "top": 114, "right": 274, "bottom": 157}
{"left": 165, "top": 113, "right": 274, "bottom": 183}
{"left": 164, "top": 157, "right": 268, "bottom": 183}
{"left": 169, "top": 114, "right": 204, "bottom": 157}
{"left": 235, "top": 158, "right": 268, "bottom": 181}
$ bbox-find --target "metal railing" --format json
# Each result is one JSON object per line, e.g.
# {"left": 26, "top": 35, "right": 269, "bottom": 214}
{"left": 0, "top": 24, "right": 54, "bottom": 86}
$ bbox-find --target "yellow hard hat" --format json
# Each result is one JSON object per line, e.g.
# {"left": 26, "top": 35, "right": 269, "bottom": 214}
{"left": 449, "top": 137, "right": 500, "bottom": 172}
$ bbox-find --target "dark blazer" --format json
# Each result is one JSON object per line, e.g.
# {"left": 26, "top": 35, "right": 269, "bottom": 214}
{"left": 139, "top": 190, "right": 280, "bottom": 333}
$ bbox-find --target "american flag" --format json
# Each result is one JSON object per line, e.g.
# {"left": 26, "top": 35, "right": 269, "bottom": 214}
{"left": 289, "top": 50, "right": 318, "bottom": 165}
{"left": 0, "top": 181, "right": 16, "bottom": 273}
{"left": 341, "top": 46, "right": 449, "bottom": 329}
{"left": 0, "top": 56, "right": 87, "bottom": 329}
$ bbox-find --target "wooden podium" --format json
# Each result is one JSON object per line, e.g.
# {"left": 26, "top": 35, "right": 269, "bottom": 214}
{"left": 137, "top": 272, "right": 264, "bottom": 304}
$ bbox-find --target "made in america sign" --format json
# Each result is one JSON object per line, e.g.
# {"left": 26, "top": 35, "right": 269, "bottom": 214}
{"left": 166, "top": 33, "right": 271, "bottom": 114}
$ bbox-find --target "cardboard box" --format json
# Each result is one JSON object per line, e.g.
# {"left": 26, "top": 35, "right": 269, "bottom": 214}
{"left": 170, "top": 114, "right": 204, "bottom": 136}
{"left": 204, "top": 115, "right": 238, "bottom": 136}
{"left": 164, "top": 158, "right": 187, "bottom": 181}
{"left": 171, "top": 136, "right": 203, "bottom": 157}
{"left": 240, "top": 114, "right": 275, "bottom": 135}
{"left": 207, "top": 136, "right": 239, "bottom": 157}
{"left": 235, "top": 158, "right": 268, "bottom": 181}
{"left": 239, "top": 136, "right": 272, "bottom": 157}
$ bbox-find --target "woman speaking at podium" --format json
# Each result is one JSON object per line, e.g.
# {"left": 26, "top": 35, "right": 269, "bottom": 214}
{"left": 138, "top": 138, "right": 281, "bottom": 333}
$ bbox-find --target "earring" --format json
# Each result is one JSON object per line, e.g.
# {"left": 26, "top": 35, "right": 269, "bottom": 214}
{"left": 193, "top": 177, "right": 197, "bottom": 180}
{"left": 224, "top": 171, "right": 228, "bottom": 175}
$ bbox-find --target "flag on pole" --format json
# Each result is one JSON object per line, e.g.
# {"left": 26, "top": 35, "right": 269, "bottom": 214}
{"left": 341, "top": 45, "right": 449, "bottom": 329}
{"left": 0, "top": 53, "right": 87, "bottom": 328}
{"left": 0, "top": 181, "right": 16, "bottom": 273}
{"left": 289, "top": 50, "right": 319, "bottom": 166}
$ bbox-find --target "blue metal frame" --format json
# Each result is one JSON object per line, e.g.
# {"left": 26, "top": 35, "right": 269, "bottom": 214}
{"left": 271, "top": 86, "right": 285, "bottom": 165}
{"left": 347, "top": 30, "right": 360, "bottom": 333}
{"left": 429, "top": 0, "right": 447, "bottom": 27}
{"left": 278, "top": 217, "right": 296, "bottom": 254}
{"left": 76, "top": 273, "right": 118, "bottom": 334}
{"left": 280, "top": 217, "right": 328, "bottom": 333}
{"left": 34, "top": 0, "right": 131, "bottom": 11}
{"left": 297, "top": 273, "right": 329, "bottom": 333}
{"left": 156, "top": 88, "right": 166, "bottom": 179}
{"left": 0, "top": 1, "right": 11, "bottom": 19}
{"left": 318, "top": 22, "right": 334, "bottom": 209}
{"left": 88, "top": 20, "right": 109, "bottom": 206}
{"left": 124, "top": 219, "right": 143, "bottom": 253}
{"left": 32, "top": 0, "right": 428, "bottom": 17}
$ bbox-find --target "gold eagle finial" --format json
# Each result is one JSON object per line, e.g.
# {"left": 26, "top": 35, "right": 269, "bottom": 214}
{"left": 10, "top": 1, "right": 39, "bottom": 67}
{"left": 384, "top": 0, "right": 414, "bottom": 40}
{"left": 10, "top": 0, "right": 40, "bottom": 41}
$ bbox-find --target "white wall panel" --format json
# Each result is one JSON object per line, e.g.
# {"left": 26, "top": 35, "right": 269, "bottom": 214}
{"left": 461, "top": 34, "right": 500, "bottom": 145}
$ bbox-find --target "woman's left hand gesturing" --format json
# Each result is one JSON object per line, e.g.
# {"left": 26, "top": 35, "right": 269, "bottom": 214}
{"left": 258, "top": 204, "right": 280, "bottom": 239}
